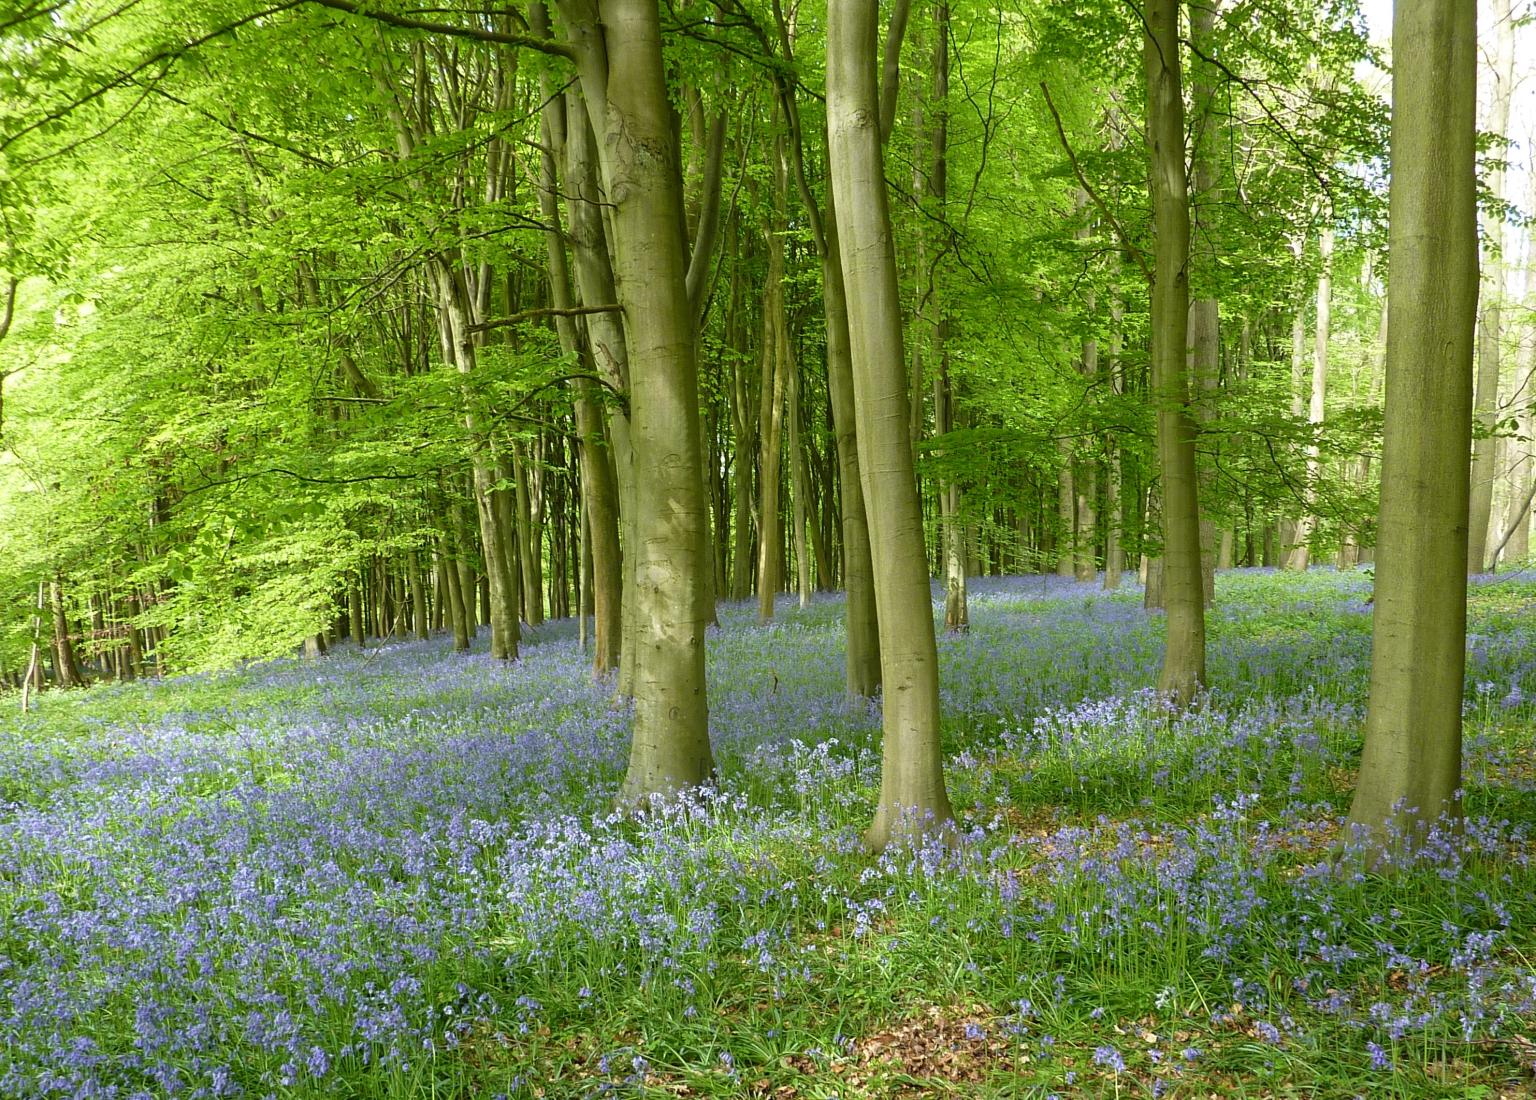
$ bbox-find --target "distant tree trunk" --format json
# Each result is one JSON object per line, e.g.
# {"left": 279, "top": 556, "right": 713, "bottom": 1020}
{"left": 1346, "top": 0, "right": 1477, "bottom": 856}
{"left": 21, "top": 581, "right": 44, "bottom": 709}
{"left": 1074, "top": 296, "right": 1099, "bottom": 584}
{"left": 514, "top": 445, "right": 543, "bottom": 628}
{"left": 787, "top": 333, "right": 815, "bottom": 609}
{"left": 759, "top": 30, "right": 885, "bottom": 675}
{"left": 439, "top": 539, "right": 470, "bottom": 652}
{"left": 561, "top": 89, "right": 637, "bottom": 694}
{"left": 757, "top": 163, "right": 789, "bottom": 622}
{"left": 828, "top": 0, "right": 954, "bottom": 849}
{"left": 347, "top": 578, "right": 366, "bottom": 650}
{"left": 1289, "top": 225, "right": 1334, "bottom": 571}
{"left": 558, "top": 0, "right": 715, "bottom": 803}
{"left": 1505, "top": 323, "right": 1535, "bottom": 563}
{"left": 1280, "top": 241, "right": 1308, "bottom": 565}
{"left": 1145, "top": 0, "right": 1205, "bottom": 706}
{"left": 1467, "top": 0, "right": 1515, "bottom": 574}
{"left": 1104, "top": 295, "right": 1126, "bottom": 589}
{"left": 48, "top": 580, "right": 83, "bottom": 687}
{"left": 1188, "top": 0, "right": 1220, "bottom": 602}
{"left": 924, "top": 3, "right": 967, "bottom": 631}
{"left": 1056, "top": 444, "right": 1075, "bottom": 577}
{"left": 410, "top": 553, "right": 430, "bottom": 640}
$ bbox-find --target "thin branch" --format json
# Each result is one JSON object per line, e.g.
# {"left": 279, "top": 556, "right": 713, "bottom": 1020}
{"left": 1040, "top": 81, "right": 1151, "bottom": 281}
{"left": 305, "top": 0, "right": 575, "bottom": 58}
{"left": 470, "top": 303, "right": 620, "bottom": 333}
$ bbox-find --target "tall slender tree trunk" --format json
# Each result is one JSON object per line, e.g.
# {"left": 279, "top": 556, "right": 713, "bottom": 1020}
{"left": 558, "top": 0, "right": 715, "bottom": 802}
{"left": 562, "top": 88, "right": 638, "bottom": 695}
{"left": 1188, "top": 0, "right": 1221, "bottom": 603}
{"left": 1346, "top": 0, "right": 1477, "bottom": 856}
{"left": 1289, "top": 225, "right": 1334, "bottom": 571}
{"left": 787, "top": 336, "right": 815, "bottom": 608}
{"left": 526, "top": 45, "right": 624, "bottom": 673}
{"left": 1104, "top": 294, "right": 1126, "bottom": 589}
{"left": 828, "top": 0, "right": 954, "bottom": 849}
{"left": 765, "top": 11, "right": 882, "bottom": 693}
{"left": 1468, "top": 0, "right": 1515, "bottom": 574}
{"left": 757, "top": 173, "right": 789, "bottom": 622}
{"left": 1145, "top": 0, "right": 1206, "bottom": 706}
{"left": 927, "top": 7, "right": 968, "bottom": 630}
{"left": 1280, "top": 238, "right": 1308, "bottom": 565}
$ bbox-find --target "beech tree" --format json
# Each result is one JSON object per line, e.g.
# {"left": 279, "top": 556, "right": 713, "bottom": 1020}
{"left": 1345, "top": 0, "right": 1477, "bottom": 854}
{"left": 827, "top": 0, "right": 953, "bottom": 848}
{"left": 1144, "top": 0, "right": 1206, "bottom": 706}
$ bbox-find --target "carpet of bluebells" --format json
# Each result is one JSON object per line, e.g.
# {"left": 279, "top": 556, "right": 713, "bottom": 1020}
{"left": 5, "top": 569, "right": 1536, "bottom": 1099}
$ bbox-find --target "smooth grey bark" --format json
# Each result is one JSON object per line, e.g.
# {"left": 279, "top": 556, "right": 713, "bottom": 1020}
{"left": 787, "top": 331, "right": 814, "bottom": 609}
{"left": 1345, "top": 0, "right": 1477, "bottom": 857}
{"left": 828, "top": 0, "right": 954, "bottom": 849}
{"left": 558, "top": 0, "right": 715, "bottom": 803}
{"left": 1103, "top": 294, "right": 1126, "bottom": 590}
{"left": 1280, "top": 235, "right": 1308, "bottom": 565}
{"left": 757, "top": 154, "right": 789, "bottom": 623}
{"left": 1188, "top": 0, "right": 1220, "bottom": 602}
{"left": 1145, "top": 0, "right": 1206, "bottom": 706}
{"left": 1289, "top": 225, "right": 1334, "bottom": 571}
{"left": 763, "top": 1, "right": 881, "bottom": 693}
{"left": 1468, "top": 0, "right": 1515, "bottom": 574}
{"left": 933, "top": 8, "right": 968, "bottom": 630}
{"left": 562, "top": 88, "right": 639, "bottom": 695}
{"left": 525, "top": 53, "right": 623, "bottom": 674}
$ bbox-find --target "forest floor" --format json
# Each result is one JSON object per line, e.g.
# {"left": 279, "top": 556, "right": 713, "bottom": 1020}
{"left": 5, "top": 569, "right": 1536, "bottom": 1098}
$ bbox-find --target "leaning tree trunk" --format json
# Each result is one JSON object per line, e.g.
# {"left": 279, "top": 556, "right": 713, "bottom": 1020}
{"left": 558, "top": 0, "right": 715, "bottom": 803}
{"left": 827, "top": 0, "right": 954, "bottom": 849}
{"left": 1345, "top": 0, "right": 1477, "bottom": 858}
{"left": 1145, "top": 0, "right": 1205, "bottom": 707}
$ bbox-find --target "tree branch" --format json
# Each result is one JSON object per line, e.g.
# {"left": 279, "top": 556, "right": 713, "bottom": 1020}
{"left": 1039, "top": 81, "right": 1151, "bottom": 281}
{"left": 470, "top": 303, "right": 621, "bottom": 333}
{"left": 306, "top": 0, "right": 575, "bottom": 58}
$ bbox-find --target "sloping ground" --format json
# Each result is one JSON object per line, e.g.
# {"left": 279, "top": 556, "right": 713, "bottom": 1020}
{"left": 3, "top": 570, "right": 1536, "bottom": 1098}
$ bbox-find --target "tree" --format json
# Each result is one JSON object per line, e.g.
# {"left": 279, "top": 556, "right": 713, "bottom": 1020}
{"left": 1467, "top": 0, "right": 1516, "bottom": 574}
{"left": 1345, "top": 0, "right": 1477, "bottom": 855}
{"left": 556, "top": 0, "right": 716, "bottom": 804}
{"left": 827, "top": 0, "right": 954, "bottom": 849}
{"left": 1144, "top": 0, "right": 1206, "bottom": 706}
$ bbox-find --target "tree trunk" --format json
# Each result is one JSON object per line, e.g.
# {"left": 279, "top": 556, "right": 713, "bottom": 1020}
{"left": 757, "top": 167, "right": 789, "bottom": 622}
{"left": 828, "top": 0, "right": 953, "bottom": 849}
{"left": 1467, "top": 0, "right": 1515, "bottom": 574}
{"left": 558, "top": 0, "right": 715, "bottom": 803}
{"left": 1188, "top": 0, "right": 1220, "bottom": 604}
{"left": 1145, "top": 0, "right": 1206, "bottom": 706}
{"left": 1104, "top": 294, "right": 1126, "bottom": 589}
{"left": 562, "top": 87, "right": 638, "bottom": 695}
{"left": 1345, "top": 0, "right": 1477, "bottom": 857}
{"left": 765, "top": 14, "right": 882, "bottom": 694}
{"left": 1289, "top": 226, "right": 1334, "bottom": 571}
{"left": 787, "top": 330, "right": 815, "bottom": 609}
